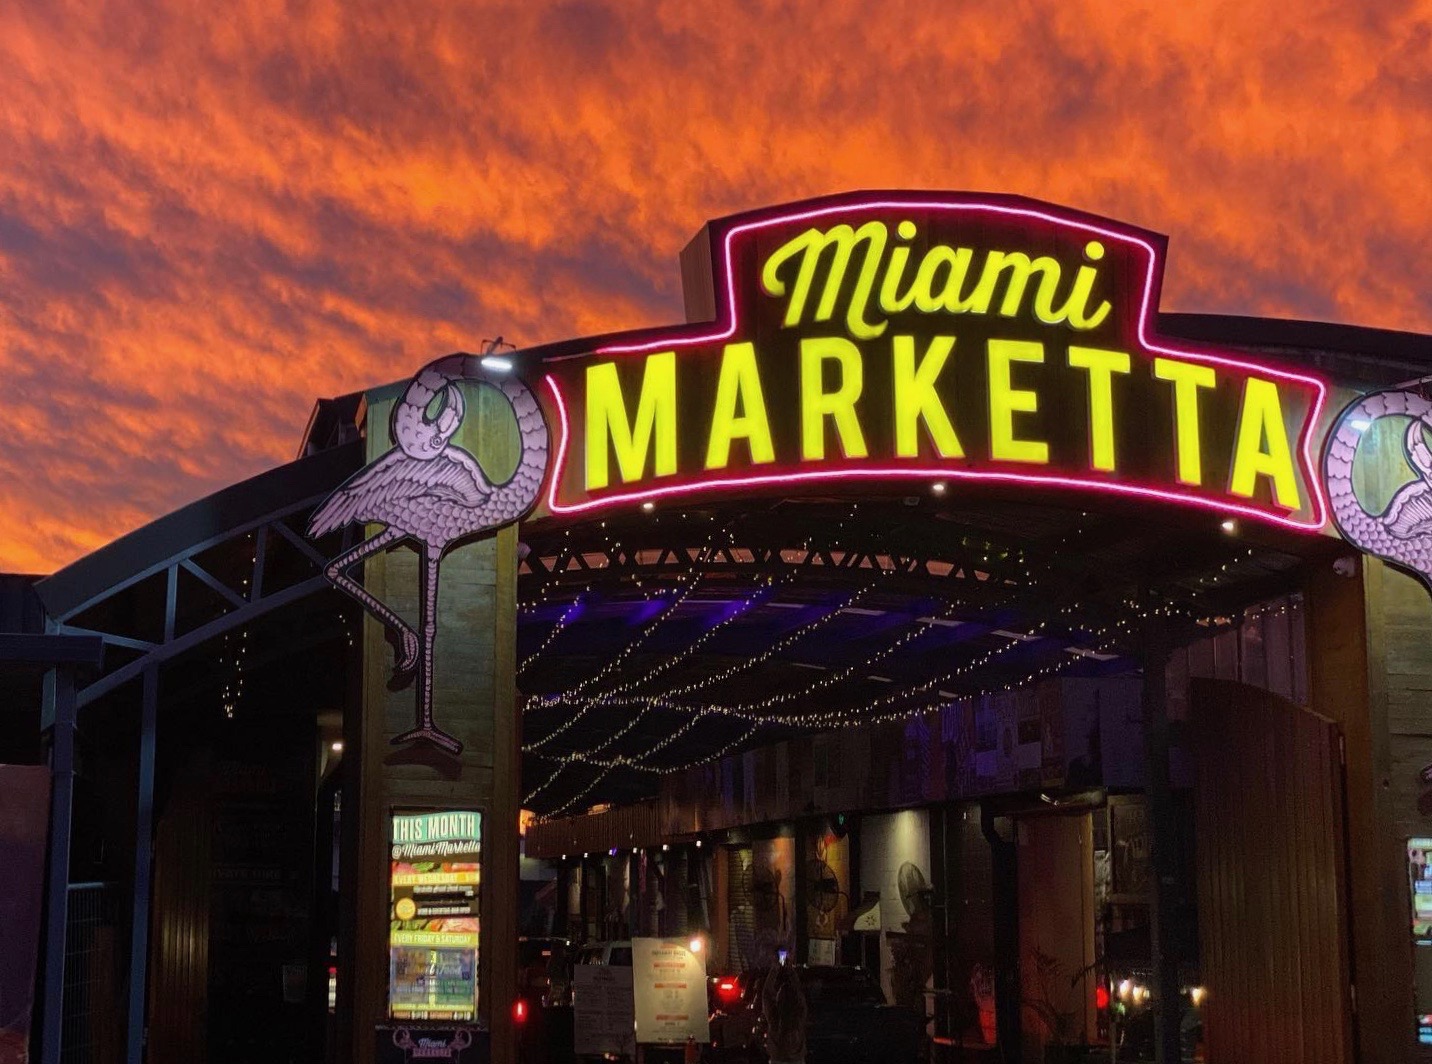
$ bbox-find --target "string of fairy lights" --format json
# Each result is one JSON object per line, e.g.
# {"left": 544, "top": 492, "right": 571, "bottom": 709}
{"left": 523, "top": 531, "right": 723, "bottom": 750}
{"left": 219, "top": 532, "right": 261, "bottom": 720}
{"left": 517, "top": 509, "right": 1275, "bottom": 817}
{"left": 518, "top": 595, "right": 584, "bottom": 679}
{"left": 519, "top": 599, "right": 1219, "bottom": 813}
{"left": 523, "top": 622, "right": 1123, "bottom": 812}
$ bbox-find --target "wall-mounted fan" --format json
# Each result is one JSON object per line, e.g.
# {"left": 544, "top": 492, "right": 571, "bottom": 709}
{"left": 807, "top": 857, "right": 845, "bottom": 935}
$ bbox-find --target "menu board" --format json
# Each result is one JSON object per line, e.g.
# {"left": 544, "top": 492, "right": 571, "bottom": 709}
{"left": 573, "top": 964, "right": 635, "bottom": 1056}
{"left": 632, "top": 938, "right": 709, "bottom": 1045}
{"left": 389, "top": 810, "right": 482, "bottom": 1023}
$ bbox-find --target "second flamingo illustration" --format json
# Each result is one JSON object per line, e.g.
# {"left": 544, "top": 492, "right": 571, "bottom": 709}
{"left": 308, "top": 343, "right": 550, "bottom": 754}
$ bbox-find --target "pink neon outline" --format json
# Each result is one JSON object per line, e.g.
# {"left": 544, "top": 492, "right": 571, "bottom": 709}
{"left": 541, "top": 196, "right": 1330, "bottom": 531}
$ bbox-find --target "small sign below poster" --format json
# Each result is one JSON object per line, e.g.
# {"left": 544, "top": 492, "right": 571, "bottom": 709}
{"left": 573, "top": 963, "right": 635, "bottom": 1056}
{"left": 389, "top": 810, "right": 482, "bottom": 1023}
{"left": 632, "top": 938, "right": 710, "bottom": 1045}
{"left": 375, "top": 1026, "right": 487, "bottom": 1064}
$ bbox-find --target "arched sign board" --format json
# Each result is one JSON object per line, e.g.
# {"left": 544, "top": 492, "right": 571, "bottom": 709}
{"left": 310, "top": 191, "right": 1432, "bottom": 755}
{"left": 535, "top": 192, "right": 1332, "bottom": 532}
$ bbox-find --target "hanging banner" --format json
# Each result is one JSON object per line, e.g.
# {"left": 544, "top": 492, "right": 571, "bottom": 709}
{"left": 536, "top": 193, "right": 1328, "bottom": 532}
{"left": 0, "top": 765, "right": 50, "bottom": 1064}
{"left": 388, "top": 810, "right": 483, "bottom": 1024}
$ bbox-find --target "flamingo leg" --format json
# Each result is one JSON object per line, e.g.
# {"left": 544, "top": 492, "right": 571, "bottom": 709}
{"left": 323, "top": 526, "right": 420, "bottom": 674}
{"left": 393, "top": 546, "right": 463, "bottom": 755}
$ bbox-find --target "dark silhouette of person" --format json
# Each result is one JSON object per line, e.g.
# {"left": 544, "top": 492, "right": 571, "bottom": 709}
{"left": 762, "top": 962, "right": 808, "bottom": 1064}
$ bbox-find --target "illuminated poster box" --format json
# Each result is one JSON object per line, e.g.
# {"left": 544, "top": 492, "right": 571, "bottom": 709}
{"left": 388, "top": 810, "right": 483, "bottom": 1023}
{"left": 1408, "top": 838, "right": 1432, "bottom": 1045}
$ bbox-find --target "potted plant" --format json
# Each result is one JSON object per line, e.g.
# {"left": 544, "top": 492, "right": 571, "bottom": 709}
{"left": 1023, "top": 948, "right": 1079, "bottom": 1063}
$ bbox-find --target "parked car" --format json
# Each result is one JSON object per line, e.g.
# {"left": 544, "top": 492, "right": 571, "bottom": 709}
{"left": 708, "top": 965, "right": 926, "bottom": 1064}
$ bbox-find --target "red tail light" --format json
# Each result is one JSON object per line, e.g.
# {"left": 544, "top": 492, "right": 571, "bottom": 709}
{"left": 514, "top": 999, "right": 528, "bottom": 1024}
{"left": 1095, "top": 985, "right": 1111, "bottom": 1010}
{"left": 716, "top": 978, "right": 740, "bottom": 1004}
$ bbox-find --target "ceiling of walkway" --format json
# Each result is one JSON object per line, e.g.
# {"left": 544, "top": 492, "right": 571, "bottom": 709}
{"left": 513, "top": 486, "right": 1341, "bottom": 814}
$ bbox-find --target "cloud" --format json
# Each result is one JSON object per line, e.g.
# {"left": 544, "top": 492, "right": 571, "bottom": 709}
{"left": 0, "top": 0, "right": 1428, "bottom": 572}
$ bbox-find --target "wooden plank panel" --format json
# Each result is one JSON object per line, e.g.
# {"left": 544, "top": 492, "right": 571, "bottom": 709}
{"left": 1191, "top": 678, "right": 1352, "bottom": 1064}
{"left": 146, "top": 753, "right": 212, "bottom": 1064}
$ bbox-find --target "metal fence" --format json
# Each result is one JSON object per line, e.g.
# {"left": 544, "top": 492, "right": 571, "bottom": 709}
{"left": 61, "top": 883, "right": 123, "bottom": 1064}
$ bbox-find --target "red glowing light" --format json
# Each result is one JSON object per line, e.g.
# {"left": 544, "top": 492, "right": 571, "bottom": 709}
{"left": 539, "top": 194, "right": 1330, "bottom": 532}
{"left": 1096, "top": 985, "right": 1111, "bottom": 1010}
{"left": 513, "top": 999, "right": 528, "bottom": 1024}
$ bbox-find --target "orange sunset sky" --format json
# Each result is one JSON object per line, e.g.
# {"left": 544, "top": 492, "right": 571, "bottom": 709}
{"left": 1, "top": 0, "right": 1428, "bottom": 574}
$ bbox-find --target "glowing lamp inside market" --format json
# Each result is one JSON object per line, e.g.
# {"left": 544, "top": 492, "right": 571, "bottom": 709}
{"left": 932, "top": 481, "right": 947, "bottom": 495}
{"left": 1117, "top": 979, "right": 1133, "bottom": 1002}
{"left": 689, "top": 936, "right": 704, "bottom": 954}
{"left": 330, "top": 741, "right": 343, "bottom": 753}
{"left": 1189, "top": 986, "right": 1207, "bottom": 1007}
{"left": 695, "top": 839, "right": 702, "bottom": 848}
{"left": 1220, "top": 519, "right": 1237, "bottom": 534}
{"left": 480, "top": 355, "right": 514, "bottom": 374}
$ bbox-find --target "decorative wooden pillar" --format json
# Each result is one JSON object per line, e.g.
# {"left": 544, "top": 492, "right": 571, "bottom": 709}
{"left": 350, "top": 386, "right": 522, "bottom": 1064}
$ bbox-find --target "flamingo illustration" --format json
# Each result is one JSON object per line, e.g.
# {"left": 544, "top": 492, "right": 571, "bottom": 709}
{"left": 1324, "top": 387, "right": 1432, "bottom": 592}
{"left": 308, "top": 344, "right": 550, "bottom": 754}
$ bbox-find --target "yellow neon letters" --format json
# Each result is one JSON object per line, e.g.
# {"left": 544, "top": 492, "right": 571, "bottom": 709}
{"left": 988, "top": 340, "right": 1049, "bottom": 464}
{"left": 801, "top": 337, "right": 868, "bottom": 460}
{"left": 1154, "top": 357, "right": 1216, "bottom": 485}
{"left": 1229, "top": 378, "right": 1301, "bottom": 509}
{"left": 585, "top": 351, "right": 677, "bottom": 490}
{"left": 893, "top": 335, "right": 963, "bottom": 458}
{"left": 761, "top": 222, "right": 888, "bottom": 340}
{"left": 705, "top": 342, "right": 775, "bottom": 469}
{"left": 1068, "top": 346, "right": 1131, "bottom": 472}
{"left": 762, "top": 222, "right": 1112, "bottom": 338}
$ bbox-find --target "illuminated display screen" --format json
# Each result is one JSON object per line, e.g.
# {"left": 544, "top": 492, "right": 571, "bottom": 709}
{"left": 388, "top": 810, "right": 482, "bottom": 1023}
{"left": 537, "top": 194, "right": 1327, "bottom": 531}
{"left": 1409, "top": 838, "right": 1432, "bottom": 1044}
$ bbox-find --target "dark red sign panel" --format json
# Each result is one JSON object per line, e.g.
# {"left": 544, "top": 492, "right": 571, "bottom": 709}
{"left": 535, "top": 193, "right": 1328, "bottom": 531}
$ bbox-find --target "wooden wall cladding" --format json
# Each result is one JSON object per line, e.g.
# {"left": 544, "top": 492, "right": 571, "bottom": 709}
{"left": 1190, "top": 678, "right": 1352, "bottom": 1064}
{"left": 525, "top": 799, "right": 663, "bottom": 860}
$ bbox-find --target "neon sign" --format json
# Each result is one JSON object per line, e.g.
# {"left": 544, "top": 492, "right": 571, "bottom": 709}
{"left": 536, "top": 194, "right": 1328, "bottom": 530}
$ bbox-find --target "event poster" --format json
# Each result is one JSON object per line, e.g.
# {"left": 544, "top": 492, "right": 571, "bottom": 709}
{"left": 389, "top": 810, "right": 482, "bottom": 1023}
{"left": 632, "top": 938, "right": 710, "bottom": 1045}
